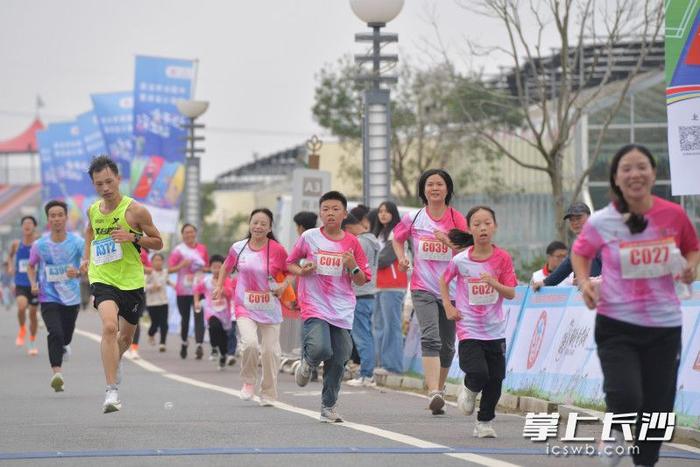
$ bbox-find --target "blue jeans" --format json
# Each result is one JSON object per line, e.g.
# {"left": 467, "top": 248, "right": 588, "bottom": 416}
{"left": 374, "top": 290, "right": 405, "bottom": 373}
{"left": 227, "top": 321, "right": 237, "bottom": 356}
{"left": 303, "top": 318, "right": 352, "bottom": 408}
{"left": 351, "top": 297, "right": 375, "bottom": 378}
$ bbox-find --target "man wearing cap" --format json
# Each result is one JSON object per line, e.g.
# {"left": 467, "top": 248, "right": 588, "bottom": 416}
{"left": 533, "top": 202, "right": 602, "bottom": 291}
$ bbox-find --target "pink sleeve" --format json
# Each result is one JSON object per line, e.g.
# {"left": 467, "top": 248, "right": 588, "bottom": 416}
{"left": 572, "top": 222, "right": 603, "bottom": 259}
{"left": 286, "top": 235, "right": 308, "bottom": 265}
{"left": 200, "top": 245, "right": 209, "bottom": 265}
{"left": 193, "top": 280, "right": 204, "bottom": 295}
{"left": 452, "top": 208, "right": 467, "bottom": 230}
{"left": 442, "top": 259, "right": 458, "bottom": 284}
{"left": 224, "top": 278, "right": 234, "bottom": 299}
{"left": 168, "top": 248, "right": 182, "bottom": 267}
{"left": 223, "top": 245, "right": 238, "bottom": 274}
{"left": 271, "top": 242, "right": 289, "bottom": 275}
{"left": 392, "top": 212, "right": 413, "bottom": 243}
{"left": 498, "top": 252, "right": 518, "bottom": 287}
{"left": 678, "top": 212, "right": 700, "bottom": 255}
{"left": 28, "top": 243, "right": 40, "bottom": 267}
{"left": 353, "top": 236, "right": 372, "bottom": 280}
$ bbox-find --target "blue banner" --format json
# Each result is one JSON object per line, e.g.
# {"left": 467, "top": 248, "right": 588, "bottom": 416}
{"left": 47, "top": 121, "right": 96, "bottom": 230}
{"left": 91, "top": 91, "right": 134, "bottom": 191}
{"left": 132, "top": 55, "right": 194, "bottom": 232}
{"left": 77, "top": 110, "right": 107, "bottom": 159}
{"left": 35, "top": 128, "right": 61, "bottom": 204}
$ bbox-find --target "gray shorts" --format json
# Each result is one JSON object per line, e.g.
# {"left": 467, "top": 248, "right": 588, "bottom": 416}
{"left": 411, "top": 290, "right": 456, "bottom": 368}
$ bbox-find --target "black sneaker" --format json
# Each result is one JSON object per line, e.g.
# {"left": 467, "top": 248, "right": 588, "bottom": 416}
{"left": 180, "top": 344, "right": 187, "bottom": 359}
{"left": 218, "top": 356, "right": 226, "bottom": 371}
{"left": 195, "top": 345, "right": 204, "bottom": 360}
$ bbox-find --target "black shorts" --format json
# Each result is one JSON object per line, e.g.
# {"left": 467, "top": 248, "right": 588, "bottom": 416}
{"left": 91, "top": 282, "right": 145, "bottom": 326}
{"left": 15, "top": 285, "right": 39, "bottom": 306}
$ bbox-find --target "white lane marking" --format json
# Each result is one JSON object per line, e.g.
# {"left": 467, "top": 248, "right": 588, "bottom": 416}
{"left": 666, "top": 442, "right": 700, "bottom": 454}
{"left": 75, "top": 328, "right": 518, "bottom": 467}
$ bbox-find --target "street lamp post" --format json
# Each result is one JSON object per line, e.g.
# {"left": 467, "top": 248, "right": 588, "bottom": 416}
{"left": 176, "top": 100, "right": 209, "bottom": 228}
{"left": 350, "top": 0, "right": 403, "bottom": 208}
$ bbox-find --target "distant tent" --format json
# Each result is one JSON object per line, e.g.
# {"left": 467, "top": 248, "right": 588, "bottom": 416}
{"left": 0, "top": 118, "right": 44, "bottom": 154}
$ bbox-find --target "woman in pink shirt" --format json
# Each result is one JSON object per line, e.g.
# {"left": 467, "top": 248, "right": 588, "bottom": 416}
{"left": 392, "top": 169, "right": 467, "bottom": 415}
{"left": 572, "top": 144, "right": 699, "bottom": 467}
{"left": 168, "top": 224, "right": 209, "bottom": 360}
{"left": 440, "top": 206, "right": 516, "bottom": 439}
{"left": 217, "top": 209, "right": 291, "bottom": 406}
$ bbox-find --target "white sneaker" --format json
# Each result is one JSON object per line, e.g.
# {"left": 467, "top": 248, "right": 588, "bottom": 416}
{"left": 240, "top": 383, "right": 255, "bottom": 401}
{"left": 320, "top": 406, "right": 343, "bottom": 423}
{"left": 62, "top": 345, "right": 71, "bottom": 362}
{"left": 130, "top": 349, "right": 140, "bottom": 360}
{"left": 258, "top": 396, "right": 274, "bottom": 407}
{"left": 50, "top": 373, "right": 64, "bottom": 392}
{"left": 598, "top": 429, "right": 626, "bottom": 466}
{"left": 346, "top": 377, "right": 365, "bottom": 387}
{"left": 103, "top": 389, "right": 121, "bottom": 413}
{"left": 457, "top": 386, "right": 478, "bottom": 416}
{"left": 473, "top": 421, "right": 497, "bottom": 438}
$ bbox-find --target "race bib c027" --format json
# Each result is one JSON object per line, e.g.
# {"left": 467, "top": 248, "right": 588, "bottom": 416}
{"left": 619, "top": 237, "right": 674, "bottom": 279}
{"left": 467, "top": 278, "right": 499, "bottom": 306}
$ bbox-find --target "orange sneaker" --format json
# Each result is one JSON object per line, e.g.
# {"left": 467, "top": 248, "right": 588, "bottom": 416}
{"left": 15, "top": 327, "right": 26, "bottom": 347}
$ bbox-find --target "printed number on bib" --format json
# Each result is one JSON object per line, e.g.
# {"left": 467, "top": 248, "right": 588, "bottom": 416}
{"left": 18, "top": 259, "right": 29, "bottom": 273}
{"left": 467, "top": 278, "right": 499, "bottom": 306}
{"left": 46, "top": 264, "right": 69, "bottom": 283}
{"left": 92, "top": 238, "right": 123, "bottom": 266}
{"left": 417, "top": 237, "right": 451, "bottom": 261}
{"left": 619, "top": 237, "right": 674, "bottom": 279}
{"left": 316, "top": 251, "right": 344, "bottom": 277}
{"left": 183, "top": 274, "right": 194, "bottom": 288}
{"left": 244, "top": 291, "right": 276, "bottom": 312}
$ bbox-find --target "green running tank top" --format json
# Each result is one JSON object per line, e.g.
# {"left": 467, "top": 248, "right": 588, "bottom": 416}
{"left": 87, "top": 196, "right": 145, "bottom": 290}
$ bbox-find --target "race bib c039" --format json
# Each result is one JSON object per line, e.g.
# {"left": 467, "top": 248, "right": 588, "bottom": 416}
{"left": 417, "top": 237, "right": 451, "bottom": 261}
{"left": 91, "top": 238, "right": 123, "bottom": 266}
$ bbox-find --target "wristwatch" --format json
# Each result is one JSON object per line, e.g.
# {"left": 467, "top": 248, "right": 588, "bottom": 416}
{"left": 351, "top": 266, "right": 361, "bottom": 275}
{"left": 133, "top": 232, "right": 143, "bottom": 244}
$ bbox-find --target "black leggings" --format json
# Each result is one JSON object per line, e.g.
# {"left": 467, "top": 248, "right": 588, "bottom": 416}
{"left": 595, "top": 314, "right": 681, "bottom": 466}
{"left": 147, "top": 304, "right": 169, "bottom": 344}
{"left": 208, "top": 316, "right": 228, "bottom": 356}
{"left": 41, "top": 303, "right": 79, "bottom": 368}
{"left": 177, "top": 295, "right": 204, "bottom": 344}
{"left": 458, "top": 338, "right": 506, "bottom": 422}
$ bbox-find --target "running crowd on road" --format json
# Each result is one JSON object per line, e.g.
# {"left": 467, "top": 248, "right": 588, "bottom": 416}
{"left": 5, "top": 146, "right": 699, "bottom": 467}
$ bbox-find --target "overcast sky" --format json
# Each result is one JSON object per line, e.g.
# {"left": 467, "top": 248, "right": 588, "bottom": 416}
{"left": 1, "top": 0, "right": 538, "bottom": 181}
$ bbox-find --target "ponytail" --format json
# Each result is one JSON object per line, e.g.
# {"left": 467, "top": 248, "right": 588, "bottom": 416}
{"left": 448, "top": 229, "right": 474, "bottom": 248}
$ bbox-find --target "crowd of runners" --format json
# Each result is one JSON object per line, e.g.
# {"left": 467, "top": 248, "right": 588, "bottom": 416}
{"left": 5, "top": 145, "right": 699, "bottom": 467}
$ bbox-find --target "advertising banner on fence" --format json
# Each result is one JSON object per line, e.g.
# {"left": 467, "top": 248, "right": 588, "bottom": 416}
{"left": 676, "top": 283, "right": 700, "bottom": 427}
{"left": 666, "top": 1, "right": 700, "bottom": 195}
{"left": 91, "top": 91, "right": 134, "bottom": 193}
{"left": 132, "top": 55, "right": 194, "bottom": 233}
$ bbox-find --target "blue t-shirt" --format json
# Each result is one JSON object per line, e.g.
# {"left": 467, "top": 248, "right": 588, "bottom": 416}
{"left": 14, "top": 241, "right": 33, "bottom": 287}
{"left": 29, "top": 233, "right": 85, "bottom": 306}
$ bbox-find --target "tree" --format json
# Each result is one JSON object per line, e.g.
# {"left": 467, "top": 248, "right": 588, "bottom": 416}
{"left": 196, "top": 182, "right": 247, "bottom": 255}
{"left": 312, "top": 56, "right": 509, "bottom": 204}
{"left": 442, "top": 0, "right": 663, "bottom": 238}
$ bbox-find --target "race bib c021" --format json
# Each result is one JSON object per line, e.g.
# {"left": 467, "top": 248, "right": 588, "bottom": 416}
{"left": 467, "top": 278, "right": 499, "bottom": 306}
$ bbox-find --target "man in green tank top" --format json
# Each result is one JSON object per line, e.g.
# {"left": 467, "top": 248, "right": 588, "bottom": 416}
{"left": 80, "top": 155, "right": 163, "bottom": 414}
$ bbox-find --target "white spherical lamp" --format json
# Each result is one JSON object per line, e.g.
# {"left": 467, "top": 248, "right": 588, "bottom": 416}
{"left": 349, "top": 0, "right": 404, "bottom": 25}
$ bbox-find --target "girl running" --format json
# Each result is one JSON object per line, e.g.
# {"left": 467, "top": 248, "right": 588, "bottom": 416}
{"left": 440, "top": 206, "right": 516, "bottom": 438}
{"left": 571, "top": 144, "right": 699, "bottom": 466}
{"left": 217, "top": 208, "right": 290, "bottom": 406}
{"left": 146, "top": 253, "right": 171, "bottom": 352}
{"left": 195, "top": 255, "right": 233, "bottom": 370}
{"left": 169, "top": 224, "right": 209, "bottom": 360}
{"left": 392, "top": 169, "right": 467, "bottom": 415}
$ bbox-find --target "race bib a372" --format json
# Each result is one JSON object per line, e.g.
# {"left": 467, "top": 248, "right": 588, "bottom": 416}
{"left": 91, "top": 238, "right": 123, "bottom": 266}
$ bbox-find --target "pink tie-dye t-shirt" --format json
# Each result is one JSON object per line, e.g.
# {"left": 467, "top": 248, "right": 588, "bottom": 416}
{"left": 223, "top": 239, "right": 288, "bottom": 325}
{"left": 443, "top": 245, "right": 517, "bottom": 341}
{"left": 168, "top": 243, "right": 208, "bottom": 296}
{"left": 193, "top": 274, "right": 233, "bottom": 330}
{"left": 393, "top": 207, "right": 468, "bottom": 299}
{"left": 573, "top": 196, "right": 699, "bottom": 327}
{"left": 286, "top": 227, "right": 371, "bottom": 330}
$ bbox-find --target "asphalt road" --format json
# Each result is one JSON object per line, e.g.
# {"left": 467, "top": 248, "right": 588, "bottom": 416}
{"left": 1, "top": 305, "right": 698, "bottom": 466}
